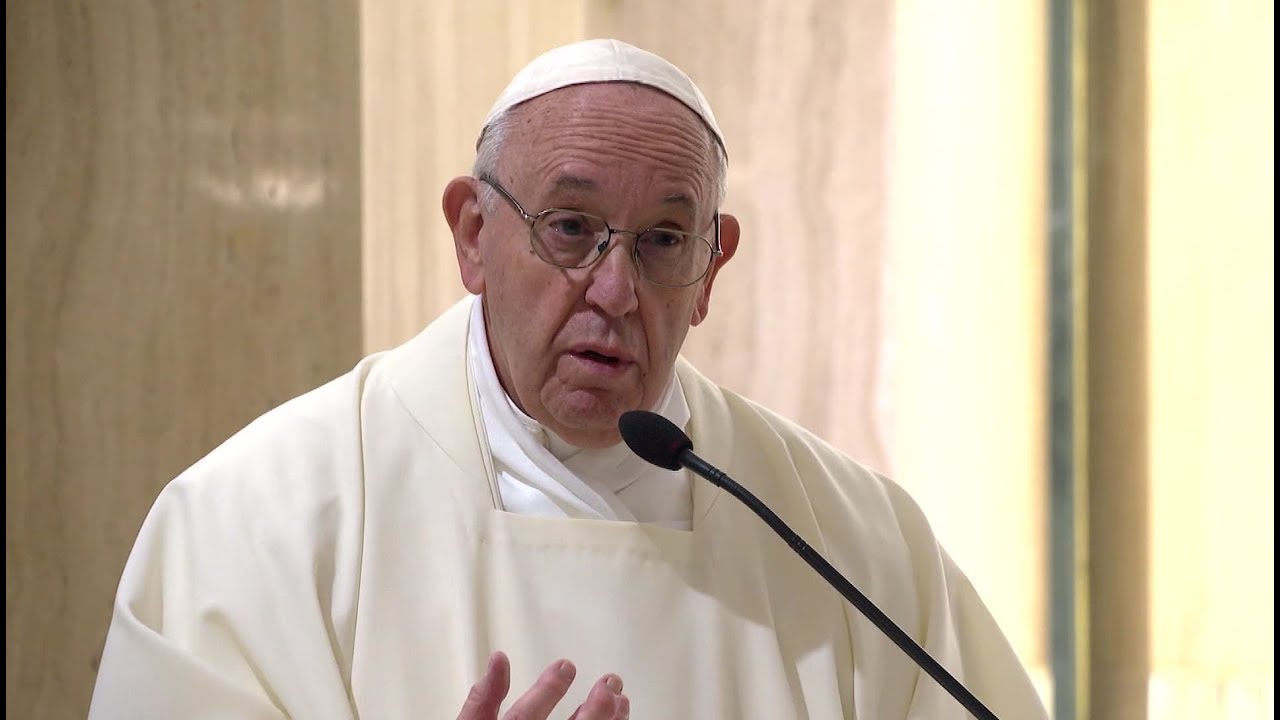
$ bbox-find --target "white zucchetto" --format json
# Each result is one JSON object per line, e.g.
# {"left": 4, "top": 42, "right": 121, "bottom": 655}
{"left": 478, "top": 38, "right": 726, "bottom": 156}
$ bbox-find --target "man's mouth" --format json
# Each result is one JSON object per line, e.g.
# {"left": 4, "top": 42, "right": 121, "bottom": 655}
{"left": 574, "top": 350, "right": 621, "bottom": 366}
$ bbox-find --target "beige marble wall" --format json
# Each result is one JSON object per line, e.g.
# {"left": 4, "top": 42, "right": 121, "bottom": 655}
{"left": 5, "top": 2, "right": 362, "bottom": 717}
{"left": 360, "top": 0, "right": 588, "bottom": 352}
{"left": 589, "top": 0, "right": 897, "bottom": 474}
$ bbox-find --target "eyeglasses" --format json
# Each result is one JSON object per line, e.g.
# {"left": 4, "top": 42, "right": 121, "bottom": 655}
{"left": 478, "top": 174, "right": 723, "bottom": 288}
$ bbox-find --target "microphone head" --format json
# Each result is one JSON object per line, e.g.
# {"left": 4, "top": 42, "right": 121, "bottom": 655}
{"left": 618, "top": 410, "right": 692, "bottom": 471}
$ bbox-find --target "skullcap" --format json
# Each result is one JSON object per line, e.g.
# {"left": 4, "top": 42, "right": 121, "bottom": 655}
{"left": 478, "top": 39, "right": 726, "bottom": 157}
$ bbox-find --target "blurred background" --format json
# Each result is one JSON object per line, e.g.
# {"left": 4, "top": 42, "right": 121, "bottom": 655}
{"left": 6, "top": 1, "right": 1272, "bottom": 718}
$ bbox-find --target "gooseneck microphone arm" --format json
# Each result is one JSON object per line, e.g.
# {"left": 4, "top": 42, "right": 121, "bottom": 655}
{"left": 619, "top": 411, "right": 1000, "bottom": 720}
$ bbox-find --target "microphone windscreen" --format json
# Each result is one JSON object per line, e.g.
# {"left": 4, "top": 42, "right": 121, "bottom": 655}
{"left": 618, "top": 410, "right": 692, "bottom": 471}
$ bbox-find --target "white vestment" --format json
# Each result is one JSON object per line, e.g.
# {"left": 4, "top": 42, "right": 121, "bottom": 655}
{"left": 88, "top": 297, "right": 1047, "bottom": 719}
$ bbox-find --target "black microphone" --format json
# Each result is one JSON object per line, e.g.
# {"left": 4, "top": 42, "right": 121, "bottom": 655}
{"left": 618, "top": 410, "right": 1001, "bottom": 720}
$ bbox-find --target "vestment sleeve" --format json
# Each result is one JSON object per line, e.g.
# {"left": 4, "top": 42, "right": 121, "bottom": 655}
{"left": 89, "top": 395, "right": 366, "bottom": 720}
{"left": 769, "top": 414, "right": 1048, "bottom": 719}
{"left": 866, "top": 474, "right": 1049, "bottom": 720}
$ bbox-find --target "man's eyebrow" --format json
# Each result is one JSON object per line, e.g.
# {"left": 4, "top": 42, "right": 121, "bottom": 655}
{"left": 661, "top": 192, "right": 696, "bottom": 212}
{"left": 550, "top": 175, "right": 600, "bottom": 193}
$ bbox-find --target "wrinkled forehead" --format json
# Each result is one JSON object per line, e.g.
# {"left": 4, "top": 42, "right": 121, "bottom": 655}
{"left": 502, "top": 84, "right": 719, "bottom": 204}
{"left": 514, "top": 81, "right": 717, "bottom": 144}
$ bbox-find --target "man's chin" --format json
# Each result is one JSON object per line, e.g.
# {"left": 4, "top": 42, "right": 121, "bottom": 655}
{"left": 543, "top": 391, "right": 635, "bottom": 448}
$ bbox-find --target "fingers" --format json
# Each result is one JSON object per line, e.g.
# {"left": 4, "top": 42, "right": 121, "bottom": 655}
{"left": 567, "top": 674, "right": 629, "bottom": 720}
{"left": 457, "top": 652, "right": 512, "bottom": 720}
{"left": 501, "top": 659, "right": 577, "bottom": 720}
{"left": 461, "top": 655, "right": 628, "bottom": 720}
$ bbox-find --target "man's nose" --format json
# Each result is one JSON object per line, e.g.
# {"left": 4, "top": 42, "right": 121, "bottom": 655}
{"left": 583, "top": 234, "right": 640, "bottom": 317}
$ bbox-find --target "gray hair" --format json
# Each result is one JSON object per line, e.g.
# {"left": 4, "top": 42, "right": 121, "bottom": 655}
{"left": 472, "top": 109, "right": 729, "bottom": 214}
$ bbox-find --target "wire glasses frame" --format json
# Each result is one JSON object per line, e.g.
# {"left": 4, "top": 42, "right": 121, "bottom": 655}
{"left": 478, "top": 174, "right": 723, "bottom": 288}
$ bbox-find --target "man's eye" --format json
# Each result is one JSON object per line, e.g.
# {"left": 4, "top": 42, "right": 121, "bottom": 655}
{"left": 642, "top": 231, "right": 684, "bottom": 248}
{"left": 548, "top": 215, "right": 590, "bottom": 236}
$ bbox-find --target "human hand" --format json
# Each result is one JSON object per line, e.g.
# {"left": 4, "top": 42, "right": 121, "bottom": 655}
{"left": 456, "top": 651, "right": 629, "bottom": 720}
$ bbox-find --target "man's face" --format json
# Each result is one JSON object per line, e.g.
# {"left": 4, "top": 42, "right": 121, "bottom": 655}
{"left": 447, "top": 83, "right": 738, "bottom": 449}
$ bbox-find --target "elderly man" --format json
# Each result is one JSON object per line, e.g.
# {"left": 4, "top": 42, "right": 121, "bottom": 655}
{"left": 89, "top": 40, "right": 1046, "bottom": 719}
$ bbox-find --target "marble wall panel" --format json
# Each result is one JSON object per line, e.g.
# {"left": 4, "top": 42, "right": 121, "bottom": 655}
{"left": 6, "top": 2, "right": 362, "bottom": 716}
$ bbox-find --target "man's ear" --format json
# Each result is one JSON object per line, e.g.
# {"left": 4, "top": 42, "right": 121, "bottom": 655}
{"left": 443, "top": 177, "right": 486, "bottom": 294}
{"left": 691, "top": 213, "right": 740, "bottom": 326}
